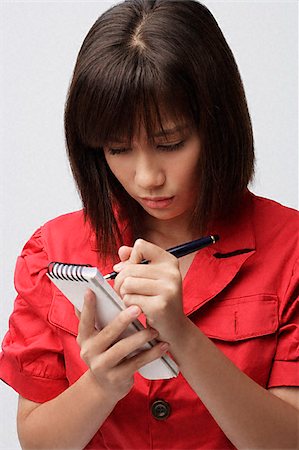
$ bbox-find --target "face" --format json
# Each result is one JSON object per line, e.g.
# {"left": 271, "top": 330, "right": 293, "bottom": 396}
{"left": 103, "top": 121, "right": 201, "bottom": 226}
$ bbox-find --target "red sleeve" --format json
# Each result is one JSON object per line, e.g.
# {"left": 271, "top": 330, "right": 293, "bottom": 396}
{"left": 0, "top": 228, "right": 69, "bottom": 402}
{"left": 268, "top": 258, "right": 299, "bottom": 388}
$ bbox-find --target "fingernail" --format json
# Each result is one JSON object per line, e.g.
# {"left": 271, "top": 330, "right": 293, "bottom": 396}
{"left": 113, "top": 262, "right": 124, "bottom": 271}
{"left": 149, "top": 328, "right": 159, "bottom": 338}
{"left": 160, "top": 343, "right": 169, "bottom": 352}
{"left": 128, "top": 305, "right": 140, "bottom": 317}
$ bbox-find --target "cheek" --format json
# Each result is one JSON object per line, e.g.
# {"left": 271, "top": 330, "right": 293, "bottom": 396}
{"left": 187, "top": 148, "right": 201, "bottom": 180}
{"left": 105, "top": 157, "right": 130, "bottom": 184}
{"left": 176, "top": 154, "right": 200, "bottom": 186}
{"left": 108, "top": 163, "right": 136, "bottom": 196}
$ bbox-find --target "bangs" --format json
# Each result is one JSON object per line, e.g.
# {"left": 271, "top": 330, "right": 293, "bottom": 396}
{"left": 72, "top": 52, "right": 197, "bottom": 149}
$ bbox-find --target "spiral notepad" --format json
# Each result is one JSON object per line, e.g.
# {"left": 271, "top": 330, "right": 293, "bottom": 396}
{"left": 47, "top": 262, "right": 179, "bottom": 380}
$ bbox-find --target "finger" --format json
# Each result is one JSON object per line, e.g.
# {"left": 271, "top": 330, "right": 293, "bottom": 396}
{"left": 74, "top": 307, "right": 81, "bottom": 320}
{"left": 130, "top": 238, "right": 176, "bottom": 265}
{"left": 77, "top": 289, "right": 97, "bottom": 342}
{"left": 99, "top": 326, "right": 160, "bottom": 367}
{"left": 117, "top": 267, "right": 181, "bottom": 303}
{"left": 122, "top": 294, "right": 159, "bottom": 314}
{"left": 113, "top": 264, "right": 162, "bottom": 293}
{"left": 113, "top": 260, "right": 181, "bottom": 297}
{"left": 129, "top": 239, "right": 148, "bottom": 264}
{"left": 93, "top": 341, "right": 169, "bottom": 391}
{"left": 113, "top": 246, "right": 133, "bottom": 273}
{"left": 92, "top": 305, "right": 142, "bottom": 352}
{"left": 118, "top": 245, "right": 133, "bottom": 262}
{"left": 116, "top": 341, "right": 170, "bottom": 377}
{"left": 119, "top": 277, "right": 161, "bottom": 298}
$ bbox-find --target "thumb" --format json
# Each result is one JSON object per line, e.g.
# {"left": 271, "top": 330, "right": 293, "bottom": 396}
{"left": 118, "top": 245, "right": 133, "bottom": 262}
{"left": 113, "top": 245, "right": 133, "bottom": 272}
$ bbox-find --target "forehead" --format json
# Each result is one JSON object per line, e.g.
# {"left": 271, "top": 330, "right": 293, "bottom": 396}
{"left": 109, "top": 117, "right": 191, "bottom": 143}
{"left": 84, "top": 86, "right": 196, "bottom": 149}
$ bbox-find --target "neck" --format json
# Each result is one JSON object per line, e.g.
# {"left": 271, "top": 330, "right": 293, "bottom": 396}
{"left": 142, "top": 213, "right": 199, "bottom": 250}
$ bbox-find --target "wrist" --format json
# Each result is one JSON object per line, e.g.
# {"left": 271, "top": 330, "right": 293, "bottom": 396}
{"left": 168, "top": 317, "right": 202, "bottom": 356}
{"left": 81, "top": 370, "right": 122, "bottom": 407}
{"left": 168, "top": 315, "right": 194, "bottom": 347}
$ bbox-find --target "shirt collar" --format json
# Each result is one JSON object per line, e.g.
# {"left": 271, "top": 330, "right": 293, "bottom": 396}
{"left": 208, "top": 189, "right": 256, "bottom": 257}
{"left": 183, "top": 190, "right": 256, "bottom": 315}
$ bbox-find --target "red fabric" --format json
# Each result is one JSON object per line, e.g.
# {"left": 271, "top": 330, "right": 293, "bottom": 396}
{"left": 1, "top": 192, "right": 298, "bottom": 449}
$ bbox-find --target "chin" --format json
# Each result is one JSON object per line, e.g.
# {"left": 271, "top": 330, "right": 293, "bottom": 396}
{"left": 145, "top": 209, "right": 182, "bottom": 221}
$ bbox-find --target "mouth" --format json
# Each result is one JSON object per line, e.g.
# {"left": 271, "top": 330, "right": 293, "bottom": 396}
{"left": 139, "top": 196, "right": 174, "bottom": 209}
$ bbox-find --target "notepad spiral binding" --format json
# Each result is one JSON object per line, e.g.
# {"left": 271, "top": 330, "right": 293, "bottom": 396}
{"left": 48, "top": 262, "right": 91, "bottom": 282}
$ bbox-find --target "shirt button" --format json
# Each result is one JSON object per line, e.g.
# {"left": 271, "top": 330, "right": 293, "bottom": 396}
{"left": 151, "top": 399, "right": 171, "bottom": 420}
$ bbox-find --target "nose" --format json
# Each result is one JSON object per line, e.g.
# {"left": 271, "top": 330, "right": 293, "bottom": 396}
{"left": 134, "top": 153, "right": 166, "bottom": 190}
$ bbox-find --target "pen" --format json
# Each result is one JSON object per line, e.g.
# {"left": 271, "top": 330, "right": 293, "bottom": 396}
{"left": 104, "top": 234, "right": 219, "bottom": 280}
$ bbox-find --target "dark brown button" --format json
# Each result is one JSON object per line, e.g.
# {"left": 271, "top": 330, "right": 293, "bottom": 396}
{"left": 151, "top": 399, "right": 171, "bottom": 420}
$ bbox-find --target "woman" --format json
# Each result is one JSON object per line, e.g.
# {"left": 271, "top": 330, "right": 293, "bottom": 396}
{"left": 1, "top": 1, "right": 298, "bottom": 448}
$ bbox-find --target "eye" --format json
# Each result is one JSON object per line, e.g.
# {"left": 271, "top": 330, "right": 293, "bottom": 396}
{"left": 106, "top": 147, "right": 131, "bottom": 155}
{"left": 157, "top": 141, "right": 185, "bottom": 152}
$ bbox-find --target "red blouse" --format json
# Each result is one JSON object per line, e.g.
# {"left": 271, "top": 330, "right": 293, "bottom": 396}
{"left": 1, "top": 191, "right": 298, "bottom": 449}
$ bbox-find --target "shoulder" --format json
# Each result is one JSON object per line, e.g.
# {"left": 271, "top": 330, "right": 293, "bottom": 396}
{"left": 250, "top": 192, "right": 298, "bottom": 237}
{"left": 14, "top": 209, "right": 96, "bottom": 307}
{"left": 248, "top": 192, "right": 298, "bottom": 272}
{"left": 251, "top": 192, "right": 298, "bottom": 221}
{"left": 17, "top": 208, "right": 88, "bottom": 263}
{"left": 19, "top": 209, "right": 95, "bottom": 265}
{"left": 42, "top": 209, "right": 86, "bottom": 234}
{"left": 38, "top": 209, "right": 96, "bottom": 261}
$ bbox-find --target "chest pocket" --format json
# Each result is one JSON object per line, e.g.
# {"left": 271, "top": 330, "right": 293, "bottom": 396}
{"left": 192, "top": 294, "right": 278, "bottom": 341}
{"left": 48, "top": 291, "right": 79, "bottom": 336}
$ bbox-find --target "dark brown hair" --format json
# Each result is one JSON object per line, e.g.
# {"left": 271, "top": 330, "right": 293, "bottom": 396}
{"left": 65, "top": 0, "right": 254, "bottom": 258}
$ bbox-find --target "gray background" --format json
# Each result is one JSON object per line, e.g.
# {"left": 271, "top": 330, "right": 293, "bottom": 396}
{"left": 0, "top": 1, "right": 298, "bottom": 448}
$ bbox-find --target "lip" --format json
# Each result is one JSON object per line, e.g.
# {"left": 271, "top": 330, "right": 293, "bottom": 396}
{"left": 139, "top": 196, "right": 174, "bottom": 209}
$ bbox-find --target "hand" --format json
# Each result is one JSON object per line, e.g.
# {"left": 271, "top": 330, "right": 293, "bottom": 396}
{"left": 113, "top": 239, "right": 188, "bottom": 343}
{"left": 76, "top": 289, "right": 169, "bottom": 401}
